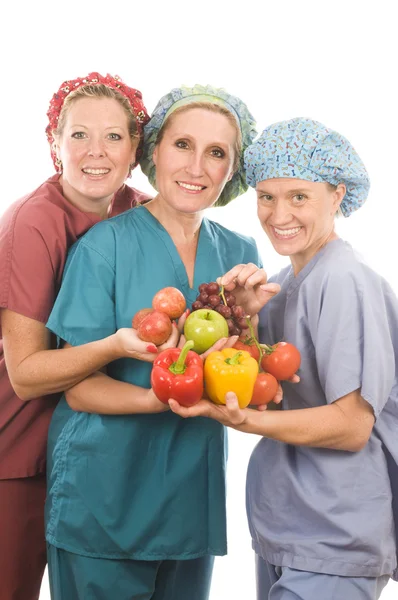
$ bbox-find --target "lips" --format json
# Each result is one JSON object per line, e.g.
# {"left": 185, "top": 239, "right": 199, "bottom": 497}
{"left": 177, "top": 181, "right": 206, "bottom": 191}
{"left": 82, "top": 168, "right": 111, "bottom": 175}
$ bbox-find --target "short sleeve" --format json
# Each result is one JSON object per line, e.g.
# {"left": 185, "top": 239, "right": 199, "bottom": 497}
{"left": 0, "top": 209, "right": 56, "bottom": 323}
{"left": 314, "top": 269, "right": 396, "bottom": 417}
{"left": 46, "top": 239, "right": 116, "bottom": 347}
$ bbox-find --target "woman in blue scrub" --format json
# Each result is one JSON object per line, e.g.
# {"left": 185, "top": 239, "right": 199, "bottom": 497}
{"left": 171, "top": 118, "right": 398, "bottom": 599}
{"left": 44, "top": 85, "right": 279, "bottom": 600}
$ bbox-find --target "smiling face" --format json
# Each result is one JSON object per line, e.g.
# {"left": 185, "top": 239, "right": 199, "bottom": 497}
{"left": 152, "top": 107, "right": 237, "bottom": 214}
{"left": 54, "top": 97, "right": 137, "bottom": 212}
{"left": 256, "top": 178, "right": 345, "bottom": 273}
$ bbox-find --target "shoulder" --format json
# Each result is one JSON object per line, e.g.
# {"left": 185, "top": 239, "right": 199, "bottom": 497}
{"left": 313, "top": 240, "right": 386, "bottom": 293}
{"left": 71, "top": 207, "right": 137, "bottom": 266}
{"left": 1, "top": 176, "right": 67, "bottom": 234}
{"left": 205, "top": 218, "right": 259, "bottom": 253}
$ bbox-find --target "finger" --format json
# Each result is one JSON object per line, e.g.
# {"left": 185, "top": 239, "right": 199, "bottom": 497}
{"left": 200, "top": 337, "right": 228, "bottom": 360}
{"left": 224, "top": 392, "right": 246, "bottom": 425}
{"left": 234, "top": 264, "right": 266, "bottom": 289}
{"left": 158, "top": 323, "right": 180, "bottom": 351}
{"left": 288, "top": 374, "right": 301, "bottom": 383}
{"left": 217, "top": 265, "right": 246, "bottom": 289}
{"left": 221, "top": 335, "right": 239, "bottom": 349}
{"left": 168, "top": 399, "right": 209, "bottom": 418}
{"left": 271, "top": 383, "right": 283, "bottom": 405}
{"left": 256, "top": 403, "right": 268, "bottom": 411}
{"left": 177, "top": 334, "right": 187, "bottom": 349}
{"left": 177, "top": 309, "right": 190, "bottom": 334}
{"left": 259, "top": 283, "right": 281, "bottom": 295}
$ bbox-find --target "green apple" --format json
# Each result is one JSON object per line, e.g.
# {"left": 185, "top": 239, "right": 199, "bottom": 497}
{"left": 184, "top": 309, "right": 229, "bottom": 353}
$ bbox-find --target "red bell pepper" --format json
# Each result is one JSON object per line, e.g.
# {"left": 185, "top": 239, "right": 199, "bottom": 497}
{"left": 151, "top": 340, "right": 204, "bottom": 407}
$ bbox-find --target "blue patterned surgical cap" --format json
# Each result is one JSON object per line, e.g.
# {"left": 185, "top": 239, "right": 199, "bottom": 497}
{"left": 244, "top": 118, "right": 370, "bottom": 217}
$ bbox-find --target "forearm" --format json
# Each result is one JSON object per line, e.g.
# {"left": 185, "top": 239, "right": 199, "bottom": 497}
{"left": 12, "top": 335, "right": 121, "bottom": 400}
{"left": 65, "top": 371, "right": 155, "bottom": 414}
{"left": 236, "top": 397, "right": 374, "bottom": 452}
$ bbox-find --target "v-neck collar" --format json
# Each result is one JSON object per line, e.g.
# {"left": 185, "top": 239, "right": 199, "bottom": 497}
{"left": 134, "top": 206, "right": 214, "bottom": 299}
{"left": 286, "top": 238, "right": 345, "bottom": 297}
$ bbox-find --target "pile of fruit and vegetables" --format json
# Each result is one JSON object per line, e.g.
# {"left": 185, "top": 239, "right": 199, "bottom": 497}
{"left": 132, "top": 282, "right": 301, "bottom": 408}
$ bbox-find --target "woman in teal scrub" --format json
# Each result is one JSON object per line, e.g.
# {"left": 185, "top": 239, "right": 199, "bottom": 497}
{"left": 45, "top": 85, "right": 278, "bottom": 600}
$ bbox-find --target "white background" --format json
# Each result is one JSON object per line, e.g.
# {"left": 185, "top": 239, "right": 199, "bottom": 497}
{"left": 2, "top": 0, "right": 398, "bottom": 598}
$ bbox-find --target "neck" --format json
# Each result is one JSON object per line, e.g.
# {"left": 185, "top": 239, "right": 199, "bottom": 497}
{"left": 145, "top": 195, "right": 203, "bottom": 243}
{"left": 290, "top": 230, "right": 339, "bottom": 276}
{"left": 60, "top": 176, "right": 112, "bottom": 219}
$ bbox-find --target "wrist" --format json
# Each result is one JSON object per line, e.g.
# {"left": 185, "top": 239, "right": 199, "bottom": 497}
{"left": 106, "top": 333, "right": 125, "bottom": 360}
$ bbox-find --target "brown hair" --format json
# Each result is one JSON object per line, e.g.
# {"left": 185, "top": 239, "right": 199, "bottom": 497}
{"left": 155, "top": 102, "right": 242, "bottom": 172}
{"left": 53, "top": 84, "right": 139, "bottom": 144}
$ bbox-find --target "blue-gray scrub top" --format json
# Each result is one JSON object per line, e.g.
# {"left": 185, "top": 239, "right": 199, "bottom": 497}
{"left": 247, "top": 239, "right": 398, "bottom": 579}
{"left": 46, "top": 205, "right": 262, "bottom": 561}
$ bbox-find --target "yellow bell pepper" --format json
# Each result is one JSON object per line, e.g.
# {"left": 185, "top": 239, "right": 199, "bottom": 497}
{"left": 204, "top": 348, "right": 259, "bottom": 408}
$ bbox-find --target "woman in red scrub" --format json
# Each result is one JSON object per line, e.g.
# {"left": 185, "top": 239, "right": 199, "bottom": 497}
{"left": 0, "top": 72, "right": 174, "bottom": 600}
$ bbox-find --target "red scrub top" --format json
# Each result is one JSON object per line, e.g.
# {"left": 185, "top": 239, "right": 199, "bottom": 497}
{"left": 0, "top": 174, "right": 149, "bottom": 479}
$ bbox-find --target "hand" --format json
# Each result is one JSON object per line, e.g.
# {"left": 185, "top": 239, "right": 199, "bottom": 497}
{"left": 113, "top": 322, "right": 181, "bottom": 363}
{"left": 255, "top": 373, "right": 300, "bottom": 411}
{"left": 217, "top": 264, "right": 280, "bottom": 317}
{"left": 147, "top": 388, "right": 170, "bottom": 413}
{"left": 177, "top": 333, "right": 239, "bottom": 359}
{"left": 169, "top": 392, "right": 249, "bottom": 427}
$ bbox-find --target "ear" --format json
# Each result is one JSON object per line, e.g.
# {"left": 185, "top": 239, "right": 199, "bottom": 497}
{"left": 333, "top": 183, "right": 346, "bottom": 212}
{"left": 152, "top": 145, "right": 158, "bottom": 166}
{"left": 227, "top": 168, "right": 234, "bottom": 182}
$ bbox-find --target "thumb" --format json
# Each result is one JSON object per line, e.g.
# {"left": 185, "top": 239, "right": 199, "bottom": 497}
{"left": 259, "top": 283, "right": 280, "bottom": 295}
{"left": 224, "top": 391, "right": 240, "bottom": 409}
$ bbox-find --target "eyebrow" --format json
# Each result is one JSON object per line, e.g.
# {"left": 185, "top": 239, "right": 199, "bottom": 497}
{"left": 171, "top": 133, "right": 230, "bottom": 147}
{"left": 69, "top": 124, "right": 125, "bottom": 130}
{"left": 257, "top": 187, "right": 312, "bottom": 194}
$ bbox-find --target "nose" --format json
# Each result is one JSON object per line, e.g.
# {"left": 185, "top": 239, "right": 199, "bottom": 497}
{"left": 271, "top": 200, "right": 293, "bottom": 225}
{"left": 185, "top": 150, "right": 204, "bottom": 178}
{"left": 88, "top": 137, "right": 105, "bottom": 158}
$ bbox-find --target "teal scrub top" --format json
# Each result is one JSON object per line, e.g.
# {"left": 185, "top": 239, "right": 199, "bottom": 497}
{"left": 45, "top": 206, "right": 262, "bottom": 560}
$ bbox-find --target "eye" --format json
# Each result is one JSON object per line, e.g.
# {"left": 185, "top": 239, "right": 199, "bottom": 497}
{"left": 175, "top": 140, "right": 189, "bottom": 149}
{"left": 258, "top": 193, "right": 273, "bottom": 202}
{"left": 71, "top": 131, "right": 87, "bottom": 139}
{"left": 210, "top": 148, "right": 225, "bottom": 158}
{"left": 292, "top": 194, "right": 306, "bottom": 204}
{"left": 107, "top": 133, "right": 122, "bottom": 140}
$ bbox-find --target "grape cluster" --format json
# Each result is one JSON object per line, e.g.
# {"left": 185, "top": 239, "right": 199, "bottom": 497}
{"left": 192, "top": 282, "right": 249, "bottom": 336}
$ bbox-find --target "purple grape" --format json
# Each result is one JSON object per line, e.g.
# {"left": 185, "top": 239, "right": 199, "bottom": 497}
{"left": 232, "top": 305, "right": 245, "bottom": 319}
{"left": 192, "top": 301, "right": 203, "bottom": 311}
{"left": 216, "top": 304, "right": 232, "bottom": 318}
{"left": 208, "top": 294, "right": 221, "bottom": 307}
{"left": 198, "top": 292, "right": 209, "bottom": 304}
{"left": 237, "top": 317, "right": 249, "bottom": 329}
{"left": 226, "top": 295, "right": 236, "bottom": 307}
{"left": 198, "top": 283, "right": 209, "bottom": 294}
{"left": 207, "top": 282, "right": 220, "bottom": 295}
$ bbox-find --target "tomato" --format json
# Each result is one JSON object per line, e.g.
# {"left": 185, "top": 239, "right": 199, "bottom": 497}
{"left": 250, "top": 372, "right": 279, "bottom": 405}
{"left": 233, "top": 335, "right": 260, "bottom": 361}
{"left": 260, "top": 342, "right": 301, "bottom": 381}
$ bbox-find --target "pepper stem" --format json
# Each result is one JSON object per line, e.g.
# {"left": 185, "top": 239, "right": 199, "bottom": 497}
{"left": 170, "top": 340, "right": 194, "bottom": 375}
{"left": 245, "top": 316, "right": 264, "bottom": 366}
{"left": 225, "top": 351, "right": 243, "bottom": 365}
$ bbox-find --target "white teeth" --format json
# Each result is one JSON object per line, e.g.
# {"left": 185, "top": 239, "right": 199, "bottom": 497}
{"left": 177, "top": 181, "right": 204, "bottom": 191}
{"left": 274, "top": 226, "right": 302, "bottom": 237}
{"left": 83, "top": 168, "right": 110, "bottom": 175}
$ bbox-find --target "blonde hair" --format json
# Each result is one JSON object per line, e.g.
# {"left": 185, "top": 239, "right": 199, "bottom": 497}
{"left": 155, "top": 102, "right": 242, "bottom": 172}
{"left": 53, "top": 84, "right": 139, "bottom": 143}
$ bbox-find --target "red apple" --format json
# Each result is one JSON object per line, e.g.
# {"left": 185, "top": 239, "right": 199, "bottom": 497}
{"left": 152, "top": 287, "right": 186, "bottom": 320}
{"left": 137, "top": 310, "right": 173, "bottom": 345}
{"left": 132, "top": 308, "right": 154, "bottom": 329}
